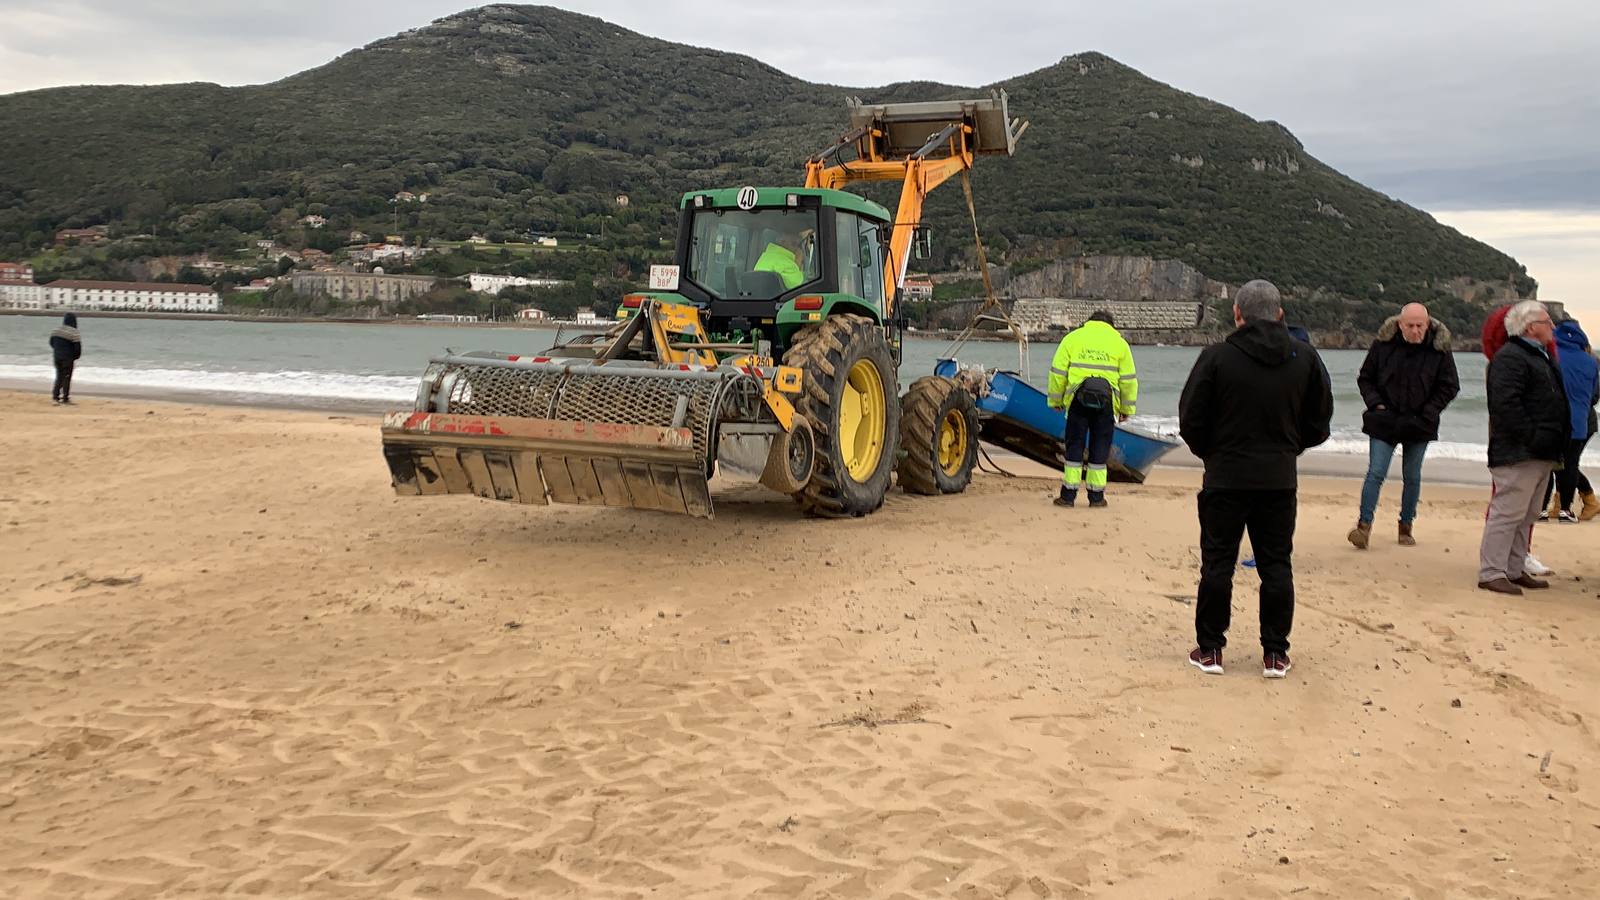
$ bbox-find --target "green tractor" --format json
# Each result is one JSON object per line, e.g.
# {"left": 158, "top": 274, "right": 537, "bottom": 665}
{"left": 381, "top": 94, "right": 1025, "bottom": 517}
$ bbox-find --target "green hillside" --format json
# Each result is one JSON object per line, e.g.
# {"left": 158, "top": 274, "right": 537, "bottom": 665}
{"left": 0, "top": 3, "right": 1532, "bottom": 319}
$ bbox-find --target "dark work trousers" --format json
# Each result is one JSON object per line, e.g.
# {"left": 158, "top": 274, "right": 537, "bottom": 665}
{"left": 1062, "top": 400, "right": 1116, "bottom": 493}
{"left": 1196, "top": 488, "right": 1298, "bottom": 654}
{"left": 52, "top": 359, "right": 74, "bottom": 402}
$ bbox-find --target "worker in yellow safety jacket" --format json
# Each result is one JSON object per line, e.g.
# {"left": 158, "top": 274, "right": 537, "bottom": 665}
{"left": 753, "top": 229, "right": 812, "bottom": 290}
{"left": 1046, "top": 311, "right": 1138, "bottom": 508}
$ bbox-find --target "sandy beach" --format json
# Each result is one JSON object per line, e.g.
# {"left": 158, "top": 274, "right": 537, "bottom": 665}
{"left": 2, "top": 388, "right": 1596, "bottom": 898}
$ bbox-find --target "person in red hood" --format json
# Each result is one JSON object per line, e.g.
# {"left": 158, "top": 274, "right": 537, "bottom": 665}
{"left": 1483, "top": 303, "right": 1557, "bottom": 360}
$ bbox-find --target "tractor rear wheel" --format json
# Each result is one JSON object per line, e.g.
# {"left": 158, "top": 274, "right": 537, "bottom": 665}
{"left": 783, "top": 314, "right": 900, "bottom": 517}
{"left": 897, "top": 375, "right": 978, "bottom": 495}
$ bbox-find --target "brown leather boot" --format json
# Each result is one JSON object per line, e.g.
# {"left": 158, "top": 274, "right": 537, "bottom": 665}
{"left": 1581, "top": 490, "right": 1600, "bottom": 522}
{"left": 1347, "top": 521, "right": 1371, "bottom": 550}
{"left": 1398, "top": 521, "right": 1415, "bottom": 546}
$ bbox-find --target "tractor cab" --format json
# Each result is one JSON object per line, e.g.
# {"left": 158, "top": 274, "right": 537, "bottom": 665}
{"left": 644, "top": 187, "right": 893, "bottom": 353}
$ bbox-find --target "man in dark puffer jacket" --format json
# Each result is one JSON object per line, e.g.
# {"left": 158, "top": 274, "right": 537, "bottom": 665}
{"left": 1348, "top": 303, "right": 1460, "bottom": 549}
{"left": 1477, "top": 301, "right": 1568, "bottom": 595}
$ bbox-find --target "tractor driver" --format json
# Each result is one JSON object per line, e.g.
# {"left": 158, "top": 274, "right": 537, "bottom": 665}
{"left": 753, "top": 227, "right": 815, "bottom": 290}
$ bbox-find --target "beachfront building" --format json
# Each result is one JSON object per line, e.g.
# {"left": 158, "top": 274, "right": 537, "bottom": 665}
{"left": 574, "top": 307, "right": 603, "bottom": 325}
{"left": 290, "top": 270, "right": 439, "bottom": 304}
{"left": 27, "top": 280, "right": 219, "bottom": 312}
{"left": 1010, "top": 298, "right": 1205, "bottom": 335}
{"left": 516, "top": 307, "right": 549, "bottom": 321}
{"left": 0, "top": 278, "right": 46, "bottom": 310}
{"left": 467, "top": 273, "right": 566, "bottom": 295}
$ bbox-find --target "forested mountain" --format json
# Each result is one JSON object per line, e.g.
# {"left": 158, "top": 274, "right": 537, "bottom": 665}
{"left": 0, "top": 3, "right": 1532, "bottom": 321}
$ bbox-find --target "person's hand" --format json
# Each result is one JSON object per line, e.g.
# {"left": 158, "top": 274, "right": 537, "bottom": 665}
{"left": 1118, "top": 413, "right": 1130, "bottom": 423}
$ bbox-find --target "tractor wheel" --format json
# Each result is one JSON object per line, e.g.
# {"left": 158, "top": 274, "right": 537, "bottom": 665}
{"left": 783, "top": 314, "right": 900, "bottom": 517}
{"left": 897, "top": 375, "right": 978, "bottom": 495}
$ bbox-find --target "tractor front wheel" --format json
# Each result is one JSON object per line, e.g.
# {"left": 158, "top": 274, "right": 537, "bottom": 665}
{"left": 897, "top": 375, "right": 978, "bottom": 495}
{"left": 783, "top": 315, "right": 900, "bottom": 517}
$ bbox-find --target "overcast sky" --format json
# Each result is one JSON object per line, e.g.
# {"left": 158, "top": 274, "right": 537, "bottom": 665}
{"left": 3, "top": 0, "right": 1595, "bottom": 308}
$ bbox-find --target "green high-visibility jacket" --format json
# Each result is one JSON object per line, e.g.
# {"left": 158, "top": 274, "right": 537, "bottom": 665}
{"left": 1047, "top": 320, "right": 1139, "bottom": 416}
{"left": 753, "top": 244, "right": 804, "bottom": 289}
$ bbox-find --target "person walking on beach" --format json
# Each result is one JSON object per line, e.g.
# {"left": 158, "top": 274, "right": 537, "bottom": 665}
{"left": 1178, "top": 280, "right": 1333, "bottom": 678}
{"left": 1477, "top": 300, "right": 1568, "bottom": 595}
{"left": 49, "top": 313, "right": 82, "bottom": 405}
{"left": 1543, "top": 316, "right": 1600, "bottom": 522}
{"left": 1348, "top": 303, "right": 1460, "bottom": 548}
{"left": 1047, "top": 311, "right": 1138, "bottom": 508}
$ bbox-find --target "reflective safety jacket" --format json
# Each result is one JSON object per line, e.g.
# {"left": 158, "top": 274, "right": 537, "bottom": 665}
{"left": 1047, "top": 320, "right": 1138, "bottom": 416}
{"left": 753, "top": 244, "right": 804, "bottom": 289}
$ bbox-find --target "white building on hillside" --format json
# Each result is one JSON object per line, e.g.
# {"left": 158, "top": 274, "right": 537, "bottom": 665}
{"left": 34, "top": 280, "right": 219, "bottom": 312}
{"left": 468, "top": 273, "right": 566, "bottom": 295}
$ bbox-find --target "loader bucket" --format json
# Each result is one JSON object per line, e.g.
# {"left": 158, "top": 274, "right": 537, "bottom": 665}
{"left": 380, "top": 356, "right": 746, "bottom": 518}
{"left": 847, "top": 91, "right": 1024, "bottom": 157}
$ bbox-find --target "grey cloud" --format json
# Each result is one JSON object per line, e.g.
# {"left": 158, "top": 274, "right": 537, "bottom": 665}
{"left": 1, "top": 0, "right": 1596, "bottom": 211}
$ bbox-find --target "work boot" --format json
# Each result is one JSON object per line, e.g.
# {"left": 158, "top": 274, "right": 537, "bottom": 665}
{"left": 1053, "top": 487, "right": 1076, "bottom": 508}
{"left": 1398, "top": 521, "right": 1416, "bottom": 546}
{"left": 1347, "top": 521, "right": 1371, "bottom": 550}
{"left": 1581, "top": 490, "right": 1600, "bottom": 521}
{"left": 1087, "top": 491, "right": 1107, "bottom": 508}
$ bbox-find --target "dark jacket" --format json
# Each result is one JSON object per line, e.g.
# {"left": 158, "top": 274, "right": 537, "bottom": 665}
{"left": 1553, "top": 320, "right": 1599, "bottom": 440}
{"left": 1178, "top": 319, "right": 1334, "bottom": 489}
{"left": 1357, "top": 315, "right": 1460, "bottom": 444}
{"left": 1486, "top": 336, "right": 1568, "bottom": 467}
{"left": 49, "top": 314, "right": 82, "bottom": 363}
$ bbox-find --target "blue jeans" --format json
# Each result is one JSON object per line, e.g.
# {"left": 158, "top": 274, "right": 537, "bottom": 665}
{"left": 1360, "top": 438, "right": 1429, "bottom": 524}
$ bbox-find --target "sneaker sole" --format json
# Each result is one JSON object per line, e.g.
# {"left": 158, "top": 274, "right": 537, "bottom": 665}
{"left": 1263, "top": 667, "right": 1290, "bottom": 679}
{"left": 1189, "top": 659, "right": 1223, "bottom": 675}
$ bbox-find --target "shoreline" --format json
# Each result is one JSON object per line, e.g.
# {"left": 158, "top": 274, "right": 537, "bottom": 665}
{"left": 0, "top": 381, "right": 1497, "bottom": 486}
{"left": 0, "top": 308, "right": 569, "bottom": 328}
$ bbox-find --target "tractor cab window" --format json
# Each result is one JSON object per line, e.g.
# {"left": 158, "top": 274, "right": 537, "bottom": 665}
{"left": 835, "top": 211, "right": 886, "bottom": 305}
{"left": 688, "top": 208, "right": 819, "bottom": 300}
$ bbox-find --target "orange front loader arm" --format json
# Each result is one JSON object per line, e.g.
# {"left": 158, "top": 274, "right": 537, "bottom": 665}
{"left": 804, "top": 126, "right": 974, "bottom": 322}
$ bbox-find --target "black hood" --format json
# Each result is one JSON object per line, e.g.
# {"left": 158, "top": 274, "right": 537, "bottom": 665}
{"left": 63, "top": 313, "right": 78, "bottom": 327}
{"left": 1226, "top": 319, "right": 1296, "bottom": 366}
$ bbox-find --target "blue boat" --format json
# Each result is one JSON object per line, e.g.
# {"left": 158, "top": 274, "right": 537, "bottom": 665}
{"left": 934, "top": 359, "right": 1181, "bottom": 483}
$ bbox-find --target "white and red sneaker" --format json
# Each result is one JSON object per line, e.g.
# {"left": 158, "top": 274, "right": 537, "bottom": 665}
{"left": 1189, "top": 647, "right": 1223, "bottom": 675}
{"left": 1263, "top": 652, "right": 1292, "bottom": 679}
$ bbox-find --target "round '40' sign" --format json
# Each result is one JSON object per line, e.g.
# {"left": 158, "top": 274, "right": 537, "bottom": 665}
{"left": 736, "top": 186, "right": 758, "bottom": 210}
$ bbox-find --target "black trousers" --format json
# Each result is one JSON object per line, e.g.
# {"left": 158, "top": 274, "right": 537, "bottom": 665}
{"left": 1062, "top": 400, "right": 1115, "bottom": 488}
{"left": 1540, "top": 437, "right": 1593, "bottom": 512}
{"left": 1196, "top": 488, "right": 1297, "bottom": 654}
{"left": 52, "top": 359, "right": 74, "bottom": 401}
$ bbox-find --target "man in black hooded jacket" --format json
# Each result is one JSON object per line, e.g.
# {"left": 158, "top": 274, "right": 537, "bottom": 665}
{"left": 49, "top": 313, "right": 82, "bottom": 404}
{"left": 1178, "top": 280, "right": 1334, "bottom": 679}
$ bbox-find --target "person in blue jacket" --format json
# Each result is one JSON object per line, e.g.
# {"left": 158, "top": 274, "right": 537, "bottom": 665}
{"left": 1544, "top": 317, "right": 1600, "bottom": 521}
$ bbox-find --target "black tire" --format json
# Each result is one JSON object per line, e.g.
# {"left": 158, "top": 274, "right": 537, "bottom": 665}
{"left": 783, "top": 314, "right": 900, "bottom": 517}
{"left": 897, "top": 375, "right": 978, "bottom": 495}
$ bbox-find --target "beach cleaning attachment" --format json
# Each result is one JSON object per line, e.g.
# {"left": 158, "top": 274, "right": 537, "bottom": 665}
{"left": 381, "top": 299, "right": 806, "bottom": 518}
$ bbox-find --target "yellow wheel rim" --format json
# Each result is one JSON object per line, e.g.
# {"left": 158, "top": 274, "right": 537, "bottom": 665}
{"left": 938, "top": 408, "right": 968, "bottom": 476}
{"left": 839, "top": 358, "right": 887, "bottom": 482}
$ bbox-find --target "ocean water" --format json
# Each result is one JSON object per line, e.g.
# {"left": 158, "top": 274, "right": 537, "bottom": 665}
{"left": 0, "top": 315, "right": 1513, "bottom": 462}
